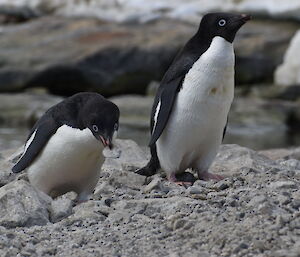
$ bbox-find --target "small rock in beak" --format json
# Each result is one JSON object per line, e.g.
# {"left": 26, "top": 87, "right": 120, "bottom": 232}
{"left": 240, "top": 14, "right": 251, "bottom": 22}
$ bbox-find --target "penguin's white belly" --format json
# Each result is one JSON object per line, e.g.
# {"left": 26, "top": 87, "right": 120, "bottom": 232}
{"left": 27, "top": 125, "right": 104, "bottom": 196}
{"left": 157, "top": 36, "right": 234, "bottom": 175}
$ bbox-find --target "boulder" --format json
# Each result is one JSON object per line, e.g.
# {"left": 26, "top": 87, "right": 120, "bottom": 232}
{"left": 275, "top": 30, "right": 300, "bottom": 87}
{"left": 1, "top": 0, "right": 300, "bottom": 23}
{"left": 0, "top": 15, "right": 297, "bottom": 95}
{"left": 259, "top": 147, "right": 300, "bottom": 160}
{"left": 103, "top": 139, "right": 148, "bottom": 171}
{"left": 234, "top": 20, "right": 298, "bottom": 84}
{"left": 0, "top": 180, "right": 51, "bottom": 228}
{"left": 0, "top": 93, "right": 62, "bottom": 127}
{"left": 0, "top": 17, "right": 191, "bottom": 95}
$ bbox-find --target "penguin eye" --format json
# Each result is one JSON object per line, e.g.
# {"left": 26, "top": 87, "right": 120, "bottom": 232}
{"left": 218, "top": 19, "right": 226, "bottom": 27}
{"left": 92, "top": 125, "right": 99, "bottom": 132}
{"left": 114, "top": 123, "right": 118, "bottom": 131}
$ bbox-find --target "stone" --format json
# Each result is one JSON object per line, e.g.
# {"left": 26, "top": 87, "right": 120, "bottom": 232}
{"left": 268, "top": 181, "right": 297, "bottom": 189}
{"left": 234, "top": 19, "right": 298, "bottom": 84}
{"left": 143, "top": 176, "right": 162, "bottom": 193}
{"left": 224, "top": 97, "right": 292, "bottom": 150}
{"left": 0, "top": 159, "right": 15, "bottom": 187}
{"left": 0, "top": 15, "right": 297, "bottom": 95}
{"left": 275, "top": 30, "right": 300, "bottom": 87}
{"left": 103, "top": 139, "right": 148, "bottom": 171}
{"left": 259, "top": 147, "right": 300, "bottom": 160}
{"left": 49, "top": 197, "right": 73, "bottom": 223}
{"left": 0, "top": 93, "right": 62, "bottom": 127}
{"left": 211, "top": 144, "right": 277, "bottom": 177}
{"left": 62, "top": 201, "right": 107, "bottom": 226}
{"left": 0, "top": 180, "right": 51, "bottom": 228}
{"left": 0, "top": 16, "right": 191, "bottom": 95}
{"left": 2, "top": 0, "right": 300, "bottom": 23}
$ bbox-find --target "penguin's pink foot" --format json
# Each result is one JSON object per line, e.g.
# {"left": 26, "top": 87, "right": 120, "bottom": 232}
{"left": 198, "top": 171, "right": 224, "bottom": 181}
{"left": 168, "top": 172, "right": 196, "bottom": 187}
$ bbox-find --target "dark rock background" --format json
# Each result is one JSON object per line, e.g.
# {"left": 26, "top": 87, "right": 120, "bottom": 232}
{"left": 0, "top": 17, "right": 298, "bottom": 95}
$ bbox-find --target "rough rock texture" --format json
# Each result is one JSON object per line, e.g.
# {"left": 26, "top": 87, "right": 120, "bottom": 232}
{"left": 0, "top": 140, "right": 300, "bottom": 256}
{"left": 1, "top": 0, "right": 300, "bottom": 23}
{"left": 275, "top": 30, "right": 300, "bottom": 87}
{"left": 0, "top": 180, "right": 51, "bottom": 228}
{"left": 0, "top": 17, "right": 189, "bottom": 95}
{"left": 0, "top": 16, "right": 297, "bottom": 95}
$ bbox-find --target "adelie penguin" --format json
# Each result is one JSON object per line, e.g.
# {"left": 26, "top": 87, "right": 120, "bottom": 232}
{"left": 136, "top": 13, "right": 251, "bottom": 185}
{"left": 12, "top": 92, "right": 120, "bottom": 202}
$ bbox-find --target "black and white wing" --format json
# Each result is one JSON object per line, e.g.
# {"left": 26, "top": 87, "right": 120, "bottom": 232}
{"left": 12, "top": 117, "right": 59, "bottom": 173}
{"left": 148, "top": 44, "right": 202, "bottom": 146}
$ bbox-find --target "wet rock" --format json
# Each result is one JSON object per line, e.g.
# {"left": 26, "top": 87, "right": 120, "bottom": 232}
{"left": 275, "top": 30, "right": 300, "bottom": 87}
{"left": 0, "top": 93, "right": 62, "bottom": 127}
{"left": 225, "top": 97, "right": 291, "bottom": 150}
{"left": 0, "top": 6, "right": 39, "bottom": 24}
{"left": 0, "top": 16, "right": 297, "bottom": 95}
{"left": 0, "top": 180, "right": 51, "bottom": 228}
{"left": 234, "top": 19, "right": 298, "bottom": 84}
{"left": 110, "top": 95, "right": 153, "bottom": 131}
{"left": 0, "top": 17, "right": 191, "bottom": 95}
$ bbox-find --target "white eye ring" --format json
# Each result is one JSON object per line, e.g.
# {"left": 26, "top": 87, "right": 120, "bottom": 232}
{"left": 218, "top": 19, "right": 226, "bottom": 26}
{"left": 114, "top": 123, "right": 118, "bottom": 131}
{"left": 92, "top": 125, "right": 98, "bottom": 132}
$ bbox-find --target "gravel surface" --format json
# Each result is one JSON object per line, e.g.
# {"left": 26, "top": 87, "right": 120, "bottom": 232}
{"left": 0, "top": 140, "right": 300, "bottom": 257}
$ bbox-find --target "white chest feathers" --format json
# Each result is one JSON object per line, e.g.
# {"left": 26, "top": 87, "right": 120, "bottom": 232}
{"left": 27, "top": 125, "right": 104, "bottom": 197}
{"left": 157, "top": 36, "right": 235, "bottom": 175}
{"left": 181, "top": 36, "right": 235, "bottom": 104}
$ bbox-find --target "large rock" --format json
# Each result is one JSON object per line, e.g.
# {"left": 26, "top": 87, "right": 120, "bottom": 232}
{"left": 234, "top": 20, "right": 298, "bottom": 84}
{"left": 103, "top": 139, "right": 148, "bottom": 171}
{"left": 225, "top": 97, "right": 293, "bottom": 150}
{"left": 0, "top": 16, "right": 297, "bottom": 95}
{"left": 0, "top": 180, "right": 51, "bottom": 228}
{"left": 0, "top": 93, "right": 62, "bottom": 127}
{"left": 0, "top": 17, "right": 191, "bottom": 95}
{"left": 1, "top": 0, "right": 300, "bottom": 23}
{"left": 275, "top": 30, "right": 300, "bottom": 87}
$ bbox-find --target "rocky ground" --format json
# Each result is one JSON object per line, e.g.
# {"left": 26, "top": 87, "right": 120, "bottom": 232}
{"left": 0, "top": 140, "right": 300, "bottom": 257}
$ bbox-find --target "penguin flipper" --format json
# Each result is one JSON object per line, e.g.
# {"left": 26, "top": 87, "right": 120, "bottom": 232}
{"left": 12, "top": 118, "right": 58, "bottom": 173}
{"left": 149, "top": 76, "right": 183, "bottom": 146}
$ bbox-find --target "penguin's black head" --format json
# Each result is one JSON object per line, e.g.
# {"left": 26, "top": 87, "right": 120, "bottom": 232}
{"left": 199, "top": 12, "right": 251, "bottom": 43}
{"left": 81, "top": 98, "right": 120, "bottom": 149}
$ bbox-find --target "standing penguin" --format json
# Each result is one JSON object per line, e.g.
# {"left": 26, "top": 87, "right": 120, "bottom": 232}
{"left": 136, "top": 13, "right": 251, "bottom": 185}
{"left": 12, "top": 92, "right": 120, "bottom": 202}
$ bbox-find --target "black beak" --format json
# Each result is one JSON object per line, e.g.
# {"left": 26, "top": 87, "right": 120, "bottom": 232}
{"left": 99, "top": 135, "right": 113, "bottom": 150}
